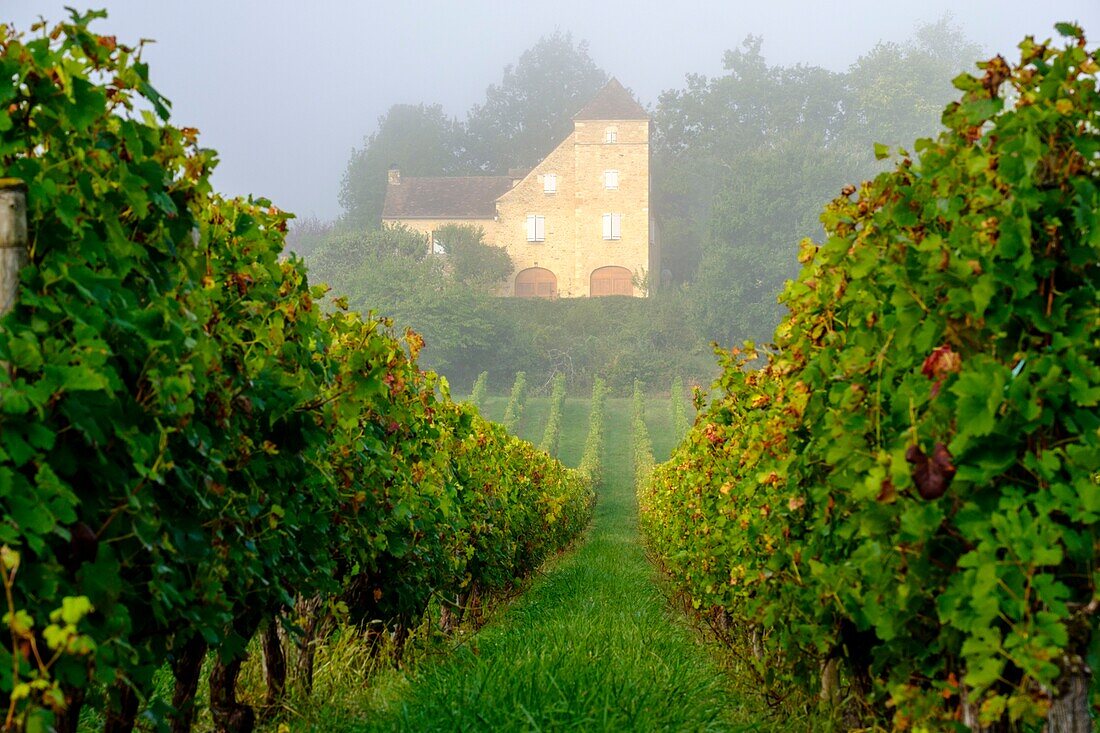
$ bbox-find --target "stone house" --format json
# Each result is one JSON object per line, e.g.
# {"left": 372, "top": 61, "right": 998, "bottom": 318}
{"left": 381, "top": 78, "right": 658, "bottom": 298}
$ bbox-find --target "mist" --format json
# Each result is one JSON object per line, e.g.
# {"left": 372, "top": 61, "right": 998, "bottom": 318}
{"left": 6, "top": 0, "right": 1099, "bottom": 393}
{"left": 6, "top": 1, "right": 1098, "bottom": 219}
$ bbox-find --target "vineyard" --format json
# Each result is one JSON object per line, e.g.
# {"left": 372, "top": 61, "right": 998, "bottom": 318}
{"left": 1, "top": 9, "right": 1098, "bottom": 733}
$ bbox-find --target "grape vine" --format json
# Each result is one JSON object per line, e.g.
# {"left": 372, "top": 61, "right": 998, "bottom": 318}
{"left": 642, "top": 26, "right": 1100, "bottom": 730}
{"left": 0, "top": 13, "right": 593, "bottom": 731}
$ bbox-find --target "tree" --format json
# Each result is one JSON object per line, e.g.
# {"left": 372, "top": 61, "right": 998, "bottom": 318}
{"left": 462, "top": 32, "right": 607, "bottom": 173}
{"left": 431, "top": 223, "right": 512, "bottom": 289}
{"left": 339, "top": 104, "right": 464, "bottom": 228}
{"left": 845, "top": 14, "right": 983, "bottom": 149}
{"left": 283, "top": 215, "right": 334, "bottom": 259}
{"left": 652, "top": 19, "right": 982, "bottom": 348}
{"left": 307, "top": 223, "right": 429, "bottom": 294}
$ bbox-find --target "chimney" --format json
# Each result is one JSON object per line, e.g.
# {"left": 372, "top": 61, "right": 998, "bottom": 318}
{"left": 388, "top": 164, "right": 400, "bottom": 185}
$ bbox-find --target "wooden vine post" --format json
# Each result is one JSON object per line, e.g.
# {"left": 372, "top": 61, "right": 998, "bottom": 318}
{"left": 0, "top": 179, "right": 27, "bottom": 318}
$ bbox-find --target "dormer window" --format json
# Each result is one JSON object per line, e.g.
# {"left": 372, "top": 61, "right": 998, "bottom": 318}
{"left": 604, "top": 128, "right": 617, "bottom": 143}
{"left": 543, "top": 174, "right": 557, "bottom": 194}
{"left": 604, "top": 170, "right": 619, "bottom": 190}
{"left": 526, "top": 215, "right": 546, "bottom": 242}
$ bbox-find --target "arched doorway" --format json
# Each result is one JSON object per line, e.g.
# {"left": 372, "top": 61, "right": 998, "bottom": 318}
{"left": 590, "top": 266, "right": 633, "bottom": 297}
{"left": 515, "top": 267, "right": 557, "bottom": 299}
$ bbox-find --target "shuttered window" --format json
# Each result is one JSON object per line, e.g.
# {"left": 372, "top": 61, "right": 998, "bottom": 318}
{"left": 602, "top": 213, "right": 621, "bottom": 241}
{"left": 605, "top": 128, "right": 617, "bottom": 143}
{"left": 604, "top": 170, "right": 619, "bottom": 189}
{"left": 543, "top": 174, "right": 557, "bottom": 193}
{"left": 526, "top": 215, "right": 545, "bottom": 242}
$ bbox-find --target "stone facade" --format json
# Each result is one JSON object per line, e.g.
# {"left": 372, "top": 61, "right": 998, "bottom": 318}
{"left": 382, "top": 78, "right": 657, "bottom": 298}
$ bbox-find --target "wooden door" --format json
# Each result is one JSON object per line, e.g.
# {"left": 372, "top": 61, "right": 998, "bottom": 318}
{"left": 515, "top": 267, "right": 557, "bottom": 299}
{"left": 590, "top": 266, "right": 633, "bottom": 297}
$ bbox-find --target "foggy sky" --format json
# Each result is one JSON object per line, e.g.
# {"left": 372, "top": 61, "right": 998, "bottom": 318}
{"left": 6, "top": 1, "right": 1100, "bottom": 221}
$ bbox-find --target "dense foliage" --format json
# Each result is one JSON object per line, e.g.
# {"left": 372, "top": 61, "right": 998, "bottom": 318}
{"left": 307, "top": 223, "right": 522, "bottom": 383}
{"left": 656, "top": 19, "right": 982, "bottom": 344}
{"left": 0, "top": 13, "right": 591, "bottom": 731}
{"left": 642, "top": 26, "right": 1099, "bottom": 730}
{"left": 308, "top": 233, "right": 718, "bottom": 393}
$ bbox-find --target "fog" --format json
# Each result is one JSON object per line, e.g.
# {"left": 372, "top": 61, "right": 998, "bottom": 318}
{"left": 6, "top": 0, "right": 1099, "bottom": 393}
{"left": 6, "top": 1, "right": 1098, "bottom": 220}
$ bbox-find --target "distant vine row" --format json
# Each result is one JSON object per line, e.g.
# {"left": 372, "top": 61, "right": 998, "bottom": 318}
{"left": 670, "top": 375, "right": 690, "bottom": 442}
{"left": 632, "top": 381, "right": 655, "bottom": 499}
{"left": 539, "top": 373, "right": 567, "bottom": 457}
{"left": 501, "top": 370, "right": 527, "bottom": 431}
{"left": 468, "top": 370, "right": 489, "bottom": 409}
{"left": 577, "top": 377, "right": 608, "bottom": 486}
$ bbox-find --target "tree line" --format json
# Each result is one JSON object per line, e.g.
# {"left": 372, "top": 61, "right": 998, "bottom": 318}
{"left": 301, "top": 19, "right": 984, "bottom": 393}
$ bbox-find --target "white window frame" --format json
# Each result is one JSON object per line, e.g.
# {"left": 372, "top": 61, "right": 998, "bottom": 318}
{"left": 602, "top": 213, "right": 621, "bottom": 241}
{"left": 543, "top": 173, "right": 557, "bottom": 194}
{"left": 526, "top": 215, "right": 546, "bottom": 242}
{"left": 604, "top": 128, "right": 617, "bottom": 143}
{"left": 604, "top": 170, "right": 619, "bottom": 190}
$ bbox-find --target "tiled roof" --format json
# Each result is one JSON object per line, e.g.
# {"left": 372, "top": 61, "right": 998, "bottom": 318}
{"left": 573, "top": 77, "right": 648, "bottom": 121}
{"left": 382, "top": 176, "right": 513, "bottom": 219}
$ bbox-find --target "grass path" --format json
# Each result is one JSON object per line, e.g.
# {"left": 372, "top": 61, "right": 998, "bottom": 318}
{"left": 353, "top": 398, "right": 753, "bottom": 732}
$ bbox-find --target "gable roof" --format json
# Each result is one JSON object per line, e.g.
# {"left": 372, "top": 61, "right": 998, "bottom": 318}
{"left": 382, "top": 176, "right": 514, "bottom": 219}
{"left": 573, "top": 77, "right": 648, "bottom": 121}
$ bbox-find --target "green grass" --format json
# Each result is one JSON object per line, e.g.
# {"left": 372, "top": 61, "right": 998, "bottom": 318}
{"left": 516, "top": 395, "right": 551, "bottom": 446}
{"left": 326, "top": 396, "right": 767, "bottom": 732}
{"left": 643, "top": 393, "right": 678, "bottom": 463}
{"left": 556, "top": 397, "right": 590, "bottom": 466}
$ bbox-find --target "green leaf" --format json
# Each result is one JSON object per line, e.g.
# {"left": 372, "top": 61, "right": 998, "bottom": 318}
{"left": 44, "top": 364, "right": 110, "bottom": 393}
{"left": 951, "top": 364, "right": 1006, "bottom": 450}
{"left": 971, "top": 275, "right": 997, "bottom": 316}
{"left": 1054, "top": 22, "right": 1083, "bottom": 39}
{"left": 52, "top": 596, "right": 94, "bottom": 625}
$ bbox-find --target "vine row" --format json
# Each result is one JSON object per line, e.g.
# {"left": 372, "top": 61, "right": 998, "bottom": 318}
{"left": 0, "top": 15, "right": 592, "bottom": 731}
{"left": 641, "top": 28, "right": 1100, "bottom": 730}
{"left": 538, "top": 373, "right": 567, "bottom": 458}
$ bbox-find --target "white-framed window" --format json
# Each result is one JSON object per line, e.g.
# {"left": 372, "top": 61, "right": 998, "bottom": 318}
{"left": 526, "top": 215, "right": 546, "bottom": 242}
{"left": 604, "top": 170, "right": 619, "bottom": 190}
{"left": 602, "top": 213, "right": 621, "bottom": 241}
{"left": 543, "top": 174, "right": 557, "bottom": 193}
{"left": 604, "top": 128, "right": 617, "bottom": 143}
{"left": 431, "top": 237, "right": 446, "bottom": 255}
